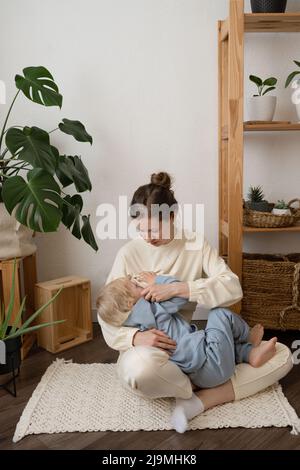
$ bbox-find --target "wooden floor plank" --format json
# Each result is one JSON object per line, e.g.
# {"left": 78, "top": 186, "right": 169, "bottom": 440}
{"left": 0, "top": 324, "right": 299, "bottom": 450}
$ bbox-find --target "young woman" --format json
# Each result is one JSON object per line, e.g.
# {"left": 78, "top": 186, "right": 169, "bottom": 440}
{"left": 98, "top": 172, "right": 293, "bottom": 427}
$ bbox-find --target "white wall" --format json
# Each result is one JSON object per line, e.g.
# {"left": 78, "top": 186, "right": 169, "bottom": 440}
{"left": 1, "top": 0, "right": 300, "bottom": 309}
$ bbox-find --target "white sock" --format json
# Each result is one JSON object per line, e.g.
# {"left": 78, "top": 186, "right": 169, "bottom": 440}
{"left": 170, "top": 393, "right": 205, "bottom": 434}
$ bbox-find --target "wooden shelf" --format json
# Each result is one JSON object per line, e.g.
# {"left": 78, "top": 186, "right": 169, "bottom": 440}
{"left": 244, "top": 122, "right": 300, "bottom": 132}
{"left": 218, "top": 2, "right": 300, "bottom": 294}
{"left": 221, "top": 220, "right": 300, "bottom": 236}
{"left": 245, "top": 13, "right": 300, "bottom": 33}
{"left": 243, "top": 224, "right": 300, "bottom": 233}
{"left": 222, "top": 122, "right": 300, "bottom": 139}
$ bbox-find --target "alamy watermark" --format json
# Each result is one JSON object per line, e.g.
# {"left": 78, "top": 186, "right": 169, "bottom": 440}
{"left": 95, "top": 198, "right": 204, "bottom": 250}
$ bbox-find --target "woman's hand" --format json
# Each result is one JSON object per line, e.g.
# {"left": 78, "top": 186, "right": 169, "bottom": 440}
{"left": 142, "top": 281, "right": 190, "bottom": 302}
{"left": 132, "top": 328, "right": 176, "bottom": 355}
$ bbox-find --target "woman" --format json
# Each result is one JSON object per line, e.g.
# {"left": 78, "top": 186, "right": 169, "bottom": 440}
{"left": 98, "top": 172, "right": 293, "bottom": 425}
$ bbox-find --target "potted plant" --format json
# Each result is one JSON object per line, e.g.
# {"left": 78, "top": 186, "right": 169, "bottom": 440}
{"left": 0, "top": 66, "right": 98, "bottom": 261}
{"left": 0, "top": 261, "right": 64, "bottom": 395}
{"left": 245, "top": 185, "right": 273, "bottom": 212}
{"left": 272, "top": 200, "right": 291, "bottom": 216}
{"left": 250, "top": 0, "right": 288, "bottom": 13}
{"left": 248, "top": 75, "right": 278, "bottom": 121}
{"left": 285, "top": 60, "right": 300, "bottom": 122}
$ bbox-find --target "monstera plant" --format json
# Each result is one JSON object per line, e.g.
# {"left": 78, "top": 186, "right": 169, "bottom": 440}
{"left": 0, "top": 66, "right": 98, "bottom": 251}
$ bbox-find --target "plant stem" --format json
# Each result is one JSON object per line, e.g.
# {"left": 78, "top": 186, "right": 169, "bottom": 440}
{"left": 49, "top": 127, "right": 59, "bottom": 134}
{"left": 0, "top": 90, "right": 21, "bottom": 151}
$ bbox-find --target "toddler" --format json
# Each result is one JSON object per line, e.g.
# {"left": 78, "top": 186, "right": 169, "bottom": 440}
{"left": 97, "top": 272, "right": 277, "bottom": 433}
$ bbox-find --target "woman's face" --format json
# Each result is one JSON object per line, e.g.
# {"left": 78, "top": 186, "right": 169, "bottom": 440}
{"left": 137, "top": 216, "right": 174, "bottom": 247}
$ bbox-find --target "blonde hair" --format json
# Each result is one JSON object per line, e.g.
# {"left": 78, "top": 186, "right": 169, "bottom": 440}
{"left": 96, "top": 277, "right": 136, "bottom": 327}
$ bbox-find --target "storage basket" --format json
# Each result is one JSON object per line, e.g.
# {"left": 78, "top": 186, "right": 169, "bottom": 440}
{"left": 288, "top": 199, "right": 300, "bottom": 221}
{"left": 242, "top": 253, "right": 300, "bottom": 330}
{"left": 243, "top": 207, "right": 296, "bottom": 228}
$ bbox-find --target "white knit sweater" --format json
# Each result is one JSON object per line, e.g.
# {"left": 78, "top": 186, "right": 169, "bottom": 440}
{"left": 98, "top": 230, "right": 243, "bottom": 351}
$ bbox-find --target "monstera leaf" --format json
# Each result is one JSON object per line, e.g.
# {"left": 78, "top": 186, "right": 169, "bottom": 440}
{"left": 15, "top": 66, "right": 62, "bottom": 107}
{"left": 62, "top": 194, "right": 83, "bottom": 239}
{"left": 5, "top": 126, "right": 58, "bottom": 174}
{"left": 59, "top": 119, "right": 92, "bottom": 144}
{"left": 81, "top": 215, "right": 98, "bottom": 251}
{"left": 61, "top": 195, "right": 98, "bottom": 251}
{"left": 2, "top": 168, "right": 63, "bottom": 232}
{"left": 56, "top": 155, "right": 92, "bottom": 192}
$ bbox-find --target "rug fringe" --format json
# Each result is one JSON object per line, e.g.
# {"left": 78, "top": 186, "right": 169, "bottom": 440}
{"left": 12, "top": 358, "right": 71, "bottom": 443}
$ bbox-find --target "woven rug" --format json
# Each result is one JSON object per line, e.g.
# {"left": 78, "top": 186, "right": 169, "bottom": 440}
{"left": 13, "top": 358, "right": 300, "bottom": 442}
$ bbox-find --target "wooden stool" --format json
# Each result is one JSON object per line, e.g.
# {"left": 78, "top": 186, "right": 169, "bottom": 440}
{"left": 0, "top": 254, "right": 37, "bottom": 359}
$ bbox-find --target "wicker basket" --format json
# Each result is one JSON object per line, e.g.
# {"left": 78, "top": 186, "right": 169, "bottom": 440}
{"left": 243, "top": 207, "right": 296, "bottom": 228}
{"left": 242, "top": 253, "right": 300, "bottom": 330}
{"left": 288, "top": 199, "right": 300, "bottom": 221}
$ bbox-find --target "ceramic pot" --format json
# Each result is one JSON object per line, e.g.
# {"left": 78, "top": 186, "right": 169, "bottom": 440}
{"left": 248, "top": 95, "right": 277, "bottom": 121}
{"left": 0, "top": 328, "right": 21, "bottom": 375}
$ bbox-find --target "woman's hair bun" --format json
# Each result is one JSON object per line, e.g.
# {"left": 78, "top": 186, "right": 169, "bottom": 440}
{"left": 150, "top": 172, "right": 172, "bottom": 190}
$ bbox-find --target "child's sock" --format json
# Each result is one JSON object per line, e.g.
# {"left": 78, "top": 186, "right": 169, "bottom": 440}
{"left": 170, "top": 393, "right": 205, "bottom": 434}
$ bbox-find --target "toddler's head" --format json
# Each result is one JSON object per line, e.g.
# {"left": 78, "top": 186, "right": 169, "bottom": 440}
{"left": 96, "top": 275, "right": 143, "bottom": 327}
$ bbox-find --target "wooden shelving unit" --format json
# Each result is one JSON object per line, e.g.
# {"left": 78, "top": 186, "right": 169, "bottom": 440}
{"left": 218, "top": 1, "right": 300, "bottom": 311}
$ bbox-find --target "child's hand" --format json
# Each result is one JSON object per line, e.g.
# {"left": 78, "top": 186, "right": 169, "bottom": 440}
{"left": 136, "top": 271, "right": 157, "bottom": 286}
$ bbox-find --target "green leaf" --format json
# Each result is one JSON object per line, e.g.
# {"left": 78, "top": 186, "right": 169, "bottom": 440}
{"left": 14, "top": 287, "right": 63, "bottom": 335}
{"left": 10, "top": 296, "right": 27, "bottom": 335}
{"left": 56, "top": 155, "right": 92, "bottom": 192}
{"left": 0, "top": 260, "right": 17, "bottom": 339}
{"left": 15, "top": 66, "right": 62, "bottom": 108}
{"left": 82, "top": 215, "right": 98, "bottom": 252}
{"left": 263, "top": 77, "right": 277, "bottom": 87}
{"left": 6, "top": 320, "right": 65, "bottom": 340}
{"left": 249, "top": 75, "right": 263, "bottom": 86}
{"left": 285, "top": 71, "right": 300, "bottom": 88}
{"left": 62, "top": 194, "right": 83, "bottom": 240}
{"left": 6, "top": 126, "right": 58, "bottom": 174}
{"left": 59, "top": 119, "right": 93, "bottom": 144}
{"left": 262, "top": 86, "right": 276, "bottom": 96}
{"left": 293, "top": 60, "right": 300, "bottom": 68}
{"left": 2, "top": 169, "right": 63, "bottom": 232}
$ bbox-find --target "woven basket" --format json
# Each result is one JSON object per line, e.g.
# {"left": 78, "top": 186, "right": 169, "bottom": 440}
{"left": 242, "top": 253, "right": 300, "bottom": 330}
{"left": 288, "top": 199, "right": 300, "bottom": 221}
{"left": 243, "top": 207, "right": 296, "bottom": 228}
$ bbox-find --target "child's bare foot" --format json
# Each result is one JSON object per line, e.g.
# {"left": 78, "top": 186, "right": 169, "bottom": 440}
{"left": 248, "top": 324, "right": 264, "bottom": 346}
{"left": 249, "top": 337, "right": 277, "bottom": 367}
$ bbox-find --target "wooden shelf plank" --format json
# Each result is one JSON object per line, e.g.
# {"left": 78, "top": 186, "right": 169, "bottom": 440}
{"left": 243, "top": 224, "right": 300, "bottom": 233}
{"left": 244, "top": 122, "right": 300, "bottom": 131}
{"left": 245, "top": 13, "right": 300, "bottom": 33}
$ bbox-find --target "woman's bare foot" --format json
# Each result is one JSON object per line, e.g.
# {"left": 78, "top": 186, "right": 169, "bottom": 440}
{"left": 249, "top": 337, "right": 277, "bottom": 367}
{"left": 248, "top": 324, "right": 264, "bottom": 346}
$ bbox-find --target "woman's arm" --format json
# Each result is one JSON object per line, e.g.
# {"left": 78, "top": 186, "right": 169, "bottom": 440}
{"left": 185, "top": 238, "right": 243, "bottom": 307}
{"left": 141, "top": 238, "right": 243, "bottom": 308}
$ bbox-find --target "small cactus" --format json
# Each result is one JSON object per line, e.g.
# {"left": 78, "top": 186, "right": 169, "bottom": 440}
{"left": 247, "top": 185, "right": 265, "bottom": 203}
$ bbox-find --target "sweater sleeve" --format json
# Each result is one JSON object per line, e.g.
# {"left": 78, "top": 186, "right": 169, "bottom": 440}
{"left": 97, "top": 248, "right": 139, "bottom": 352}
{"left": 155, "top": 275, "right": 189, "bottom": 312}
{"left": 187, "top": 238, "right": 243, "bottom": 307}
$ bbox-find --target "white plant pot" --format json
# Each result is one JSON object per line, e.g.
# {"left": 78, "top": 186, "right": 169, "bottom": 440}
{"left": 291, "top": 79, "right": 300, "bottom": 122}
{"left": 272, "top": 208, "right": 291, "bottom": 216}
{"left": 0, "top": 203, "right": 36, "bottom": 260}
{"left": 248, "top": 95, "right": 277, "bottom": 121}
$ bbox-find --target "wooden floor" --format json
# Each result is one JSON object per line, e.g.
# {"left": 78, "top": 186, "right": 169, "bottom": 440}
{"left": 0, "top": 324, "right": 299, "bottom": 450}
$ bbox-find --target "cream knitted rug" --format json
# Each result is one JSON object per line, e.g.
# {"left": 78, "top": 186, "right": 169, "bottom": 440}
{"left": 13, "top": 359, "right": 300, "bottom": 442}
